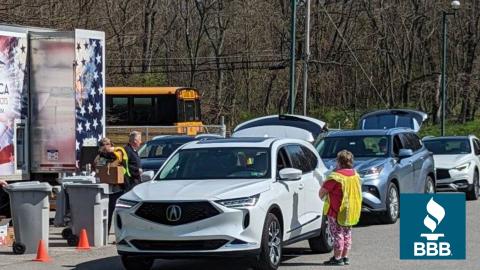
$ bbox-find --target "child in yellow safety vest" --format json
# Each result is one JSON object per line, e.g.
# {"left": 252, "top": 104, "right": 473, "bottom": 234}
{"left": 320, "top": 150, "right": 362, "bottom": 266}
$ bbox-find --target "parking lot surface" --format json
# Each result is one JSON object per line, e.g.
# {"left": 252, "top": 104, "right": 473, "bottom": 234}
{"left": 0, "top": 199, "right": 478, "bottom": 270}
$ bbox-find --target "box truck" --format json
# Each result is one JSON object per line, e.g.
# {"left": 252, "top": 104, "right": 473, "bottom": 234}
{"left": 0, "top": 24, "right": 105, "bottom": 182}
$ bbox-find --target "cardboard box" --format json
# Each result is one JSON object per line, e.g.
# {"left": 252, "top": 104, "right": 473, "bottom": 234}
{"left": 0, "top": 219, "right": 13, "bottom": 247}
{"left": 97, "top": 165, "right": 125, "bottom": 184}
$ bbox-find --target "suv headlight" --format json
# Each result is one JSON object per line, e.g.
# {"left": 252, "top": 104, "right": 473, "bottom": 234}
{"left": 115, "top": 199, "right": 139, "bottom": 209}
{"left": 360, "top": 166, "right": 384, "bottom": 177}
{"left": 454, "top": 163, "right": 470, "bottom": 171}
{"left": 215, "top": 194, "right": 260, "bottom": 208}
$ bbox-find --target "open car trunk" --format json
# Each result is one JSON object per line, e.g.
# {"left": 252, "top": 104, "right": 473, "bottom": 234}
{"left": 358, "top": 109, "right": 427, "bottom": 132}
{"left": 232, "top": 114, "right": 326, "bottom": 143}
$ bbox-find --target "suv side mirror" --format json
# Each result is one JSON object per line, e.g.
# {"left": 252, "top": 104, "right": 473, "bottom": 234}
{"left": 141, "top": 170, "right": 155, "bottom": 182}
{"left": 278, "top": 168, "right": 302, "bottom": 181}
{"left": 398, "top": 149, "right": 413, "bottom": 158}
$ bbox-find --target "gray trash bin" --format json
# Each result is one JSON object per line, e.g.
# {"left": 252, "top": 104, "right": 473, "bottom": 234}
{"left": 65, "top": 183, "right": 109, "bottom": 247}
{"left": 5, "top": 181, "right": 52, "bottom": 254}
{"left": 54, "top": 176, "right": 96, "bottom": 228}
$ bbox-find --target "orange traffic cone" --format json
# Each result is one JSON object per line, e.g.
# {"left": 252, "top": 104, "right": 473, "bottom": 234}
{"left": 76, "top": 229, "right": 91, "bottom": 250}
{"left": 33, "top": 240, "right": 51, "bottom": 262}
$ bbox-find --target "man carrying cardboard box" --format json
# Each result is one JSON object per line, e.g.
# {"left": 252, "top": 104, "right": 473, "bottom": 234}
{"left": 95, "top": 137, "right": 128, "bottom": 233}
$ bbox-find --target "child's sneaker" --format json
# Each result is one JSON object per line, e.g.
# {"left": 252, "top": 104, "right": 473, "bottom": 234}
{"left": 343, "top": 257, "right": 350, "bottom": 265}
{"left": 323, "top": 256, "right": 345, "bottom": 266}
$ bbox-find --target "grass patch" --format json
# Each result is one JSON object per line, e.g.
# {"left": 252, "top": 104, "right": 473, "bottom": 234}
{"left": 420, "top": 119, "right": 480, "bottom": 138}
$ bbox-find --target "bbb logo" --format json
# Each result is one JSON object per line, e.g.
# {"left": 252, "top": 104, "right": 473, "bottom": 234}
{"left": 400, "top": 194, "right": 465, "bottom": 260}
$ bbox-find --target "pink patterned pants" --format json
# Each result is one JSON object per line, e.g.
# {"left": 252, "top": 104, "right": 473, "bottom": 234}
{"left": 328, "top": 216, "right": 352, "bottom": 251}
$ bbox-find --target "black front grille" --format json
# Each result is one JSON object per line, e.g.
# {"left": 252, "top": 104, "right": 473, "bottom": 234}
{"left": 135, "top": 201, "right": 220, "bottom": 225}
{"left": 130, "top": 239, "right": 229, "bottom": 251}
{"left": 436, "top": 169, "right": 451, "bottom": 180}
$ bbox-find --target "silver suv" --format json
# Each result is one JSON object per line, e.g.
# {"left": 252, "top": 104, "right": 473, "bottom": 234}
{"left": 315, "top": 110, "right": 435, "bottom": 224}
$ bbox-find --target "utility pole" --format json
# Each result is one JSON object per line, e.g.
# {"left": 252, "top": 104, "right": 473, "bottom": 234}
{"left": 302, "top": 0, "right": 311, "bottom": 116}
{"left": 288, "top": 0, "right": 297, "bottom": 114}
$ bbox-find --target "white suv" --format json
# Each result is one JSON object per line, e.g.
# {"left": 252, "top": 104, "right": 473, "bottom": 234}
{"left": 423, "top": 135, "right": 480, "bottom": 200}
{"left": 115, "top": 137, "right": 332, "bottom": 270}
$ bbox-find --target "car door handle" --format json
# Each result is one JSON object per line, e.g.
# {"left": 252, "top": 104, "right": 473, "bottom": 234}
{"left": 298, "top": 183, "right": 304, "bottom": 190}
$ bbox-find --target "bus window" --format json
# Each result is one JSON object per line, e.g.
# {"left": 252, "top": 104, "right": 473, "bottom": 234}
{"left": 108, "top": 97, "right": 128, "bottom": 125}
{"left": 133, "top": 97, "right": 154, "bottom": 125}
{"left": 195, "top": 99, "right": 201, "bottom": 121}
{"left": 157, "top": 95, "right": 177, "bottom": 125}
{"left": 185, "top": 100, "right": 196, "bottom": 121}
{"left": 178, "top": 100, "right": 200, "bottom": 122}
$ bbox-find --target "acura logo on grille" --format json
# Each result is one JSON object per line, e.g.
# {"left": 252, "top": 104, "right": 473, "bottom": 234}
{"left": 166, "top": 205, "right": 182, "bottom": 222}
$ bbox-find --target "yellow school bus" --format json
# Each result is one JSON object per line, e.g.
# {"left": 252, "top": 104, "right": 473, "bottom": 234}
{"left": 106, "top": 87, "right": 202, "bottom": 136}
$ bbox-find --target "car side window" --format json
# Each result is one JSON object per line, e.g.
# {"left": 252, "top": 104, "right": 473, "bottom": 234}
{"left": 285, "top": 145, "right": 309, "bottom": 173}
{"left": 399, "top": 133, "right": 416, "bottom": 151}
{"left": 301, "top": 146, "right": 318, "bottom": 172}
{"left": 277, "top": 147, "right": 290, "bottom": 173}
{"left": 393, "top": 135, "right": 403, "bottom": 156}
{"left": 408, "top": 133, "right": 422, "bottom": 152}
{"left": 474, "top": 139, "right": 480, "bottom": 155}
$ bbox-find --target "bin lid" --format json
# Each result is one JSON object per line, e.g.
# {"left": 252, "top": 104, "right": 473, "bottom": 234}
{"left": 64, "top": 183, "right": 109, "bottom": 194}
{"left": 4, "top": 181, "right": 52, "bottom": 192}
{"left": 58, "top": 176, "right": 96, "bottom": 184}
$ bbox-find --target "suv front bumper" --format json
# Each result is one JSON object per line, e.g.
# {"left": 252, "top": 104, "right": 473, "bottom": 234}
{"left": 436, "top": 167, "right": 471, "bottom": 192}
{"left": 115, "top": 201, "right": 265, "bottom": 256}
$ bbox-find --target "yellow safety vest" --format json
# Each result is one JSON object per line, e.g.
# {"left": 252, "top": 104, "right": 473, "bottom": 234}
{"left": 113, "top": 147, "right": 131, "bottom": 177}
{"left": 323, "top": 171, "right": 362, "bottom": 226}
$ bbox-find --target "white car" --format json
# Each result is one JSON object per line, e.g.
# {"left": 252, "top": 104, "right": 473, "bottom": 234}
{"left": 115, "top": 137, "right": 332, "bottom": 270}
{"left": 423, "top": 135, "right": 480, "bottom": 200}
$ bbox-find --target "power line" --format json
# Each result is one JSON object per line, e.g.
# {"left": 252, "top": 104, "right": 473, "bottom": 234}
{"left": 107, "top": 58, "right": 287, "bottom": 68}
{"left": 109, "top": 64, "right": 287, "bottom": 74}
{"left": 108, "top": 53, "right": 287, "bottom": 61}
{"left": 321, "top": 4, "right": 388, "bottom": 107}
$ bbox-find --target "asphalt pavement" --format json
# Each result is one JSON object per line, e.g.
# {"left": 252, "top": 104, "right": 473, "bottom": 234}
{"left": 0, "top": 200, "right": 478, "bottom": 270}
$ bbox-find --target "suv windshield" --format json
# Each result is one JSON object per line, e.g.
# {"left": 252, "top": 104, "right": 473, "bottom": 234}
{"left": 156, "top": 147, "right": 270, "bottom": 180}
{"left": 424, "top": 139, "right": 471, "bottom": 155}
{"left": 316, "top": 135, "right": 390, "bottom": 158}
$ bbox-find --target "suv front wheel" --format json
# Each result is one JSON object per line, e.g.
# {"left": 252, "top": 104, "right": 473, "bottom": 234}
{"left": 253, "top": 213, "right": 282, "bottom": 270}
{"left": 424, "top": 175, "right": 435, "bottom": 194}
{"left": 467, "top": 169, "right": 479, "bottom": 200}
{"left": 308, "top": 215, "right": 333, "bottom": 253}
{"left": 380, "top": 182, "right": 399, "bottom": 224}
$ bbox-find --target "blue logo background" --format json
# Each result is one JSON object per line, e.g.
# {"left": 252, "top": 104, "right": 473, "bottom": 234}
{"left": 400, "top": 194, "right": 465, "bottom": 260}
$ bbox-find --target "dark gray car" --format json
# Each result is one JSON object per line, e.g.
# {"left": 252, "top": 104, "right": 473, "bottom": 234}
{"left": 139, "top": 135, "right": 223, "bottom": 173}
{"left": 315, "top": 110, "right": 435, "bottom": 224}
{"left": 139, "top": 136, "right": 197, "bottom": 173}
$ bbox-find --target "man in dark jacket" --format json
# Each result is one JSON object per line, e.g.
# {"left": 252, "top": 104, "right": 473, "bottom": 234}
{"left": 124, "top": 131, "right": 142, "bottom": 191}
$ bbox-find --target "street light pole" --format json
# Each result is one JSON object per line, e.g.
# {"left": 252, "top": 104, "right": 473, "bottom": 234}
{"left": 440, "top": 1, "right": 460, "bottom": 136}
{"left": 289, "top": 0, "right": 297, "bottom": 114}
